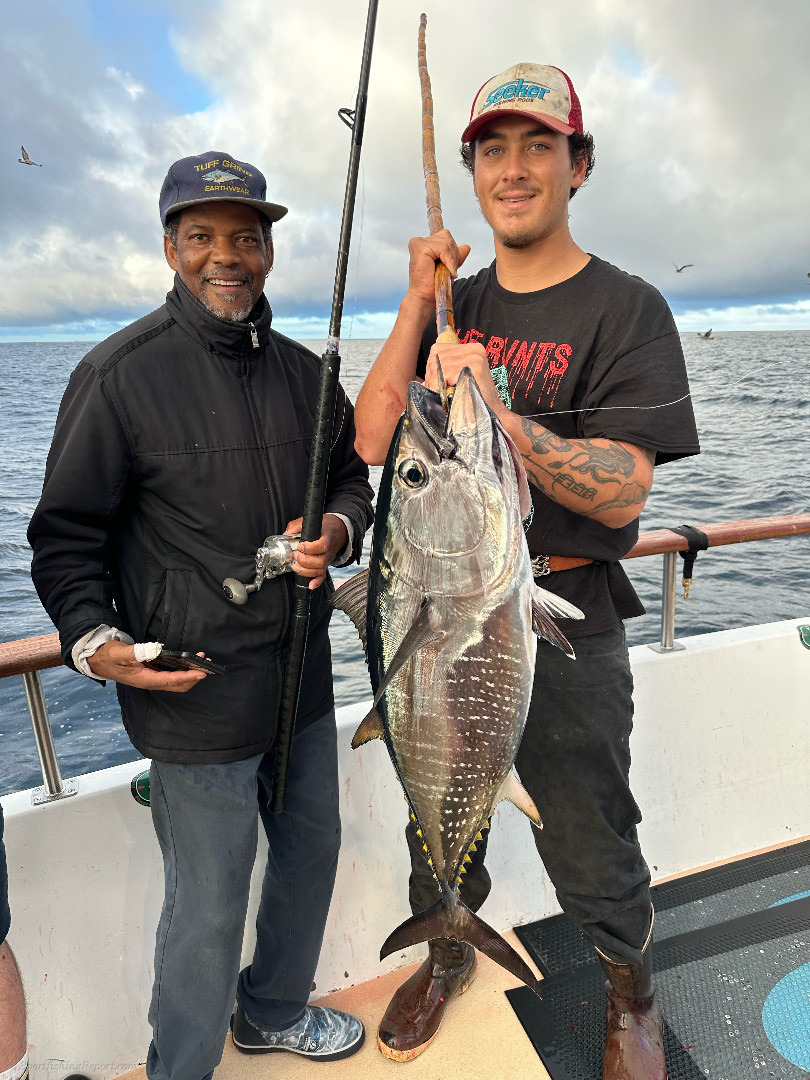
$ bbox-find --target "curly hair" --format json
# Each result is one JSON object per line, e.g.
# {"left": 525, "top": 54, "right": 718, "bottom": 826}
{"left": 459, "top": 130, "right": 595, "bottom": 199}
{"left": 163, "top": 210, "right": 273, "bottom": 249}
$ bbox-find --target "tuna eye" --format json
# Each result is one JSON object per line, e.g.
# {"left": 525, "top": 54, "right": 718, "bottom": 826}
{"left": 398, "top": 458, "right": 428, "bottom": 488}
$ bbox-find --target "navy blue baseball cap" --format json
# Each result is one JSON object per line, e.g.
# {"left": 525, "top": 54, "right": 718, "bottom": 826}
{"left": 159, "top": 151, "right": 288, "bottom": 227}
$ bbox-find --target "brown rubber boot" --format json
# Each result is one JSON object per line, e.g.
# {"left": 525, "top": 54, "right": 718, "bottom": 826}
{"left": 598, "top": 949, "right": 668, "bottom": 1080}
{"left": 377, "top": 940, "right": 476, "bottom": 1061}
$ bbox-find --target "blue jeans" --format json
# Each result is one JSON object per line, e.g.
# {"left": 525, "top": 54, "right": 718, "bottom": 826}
{"left": 146, "top": 710, "right": 340, "bottom": 1080}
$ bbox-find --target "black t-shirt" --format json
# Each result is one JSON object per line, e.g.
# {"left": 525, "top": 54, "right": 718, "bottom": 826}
{"left": 417, "top": 255, "right": 700, "bottom": 638}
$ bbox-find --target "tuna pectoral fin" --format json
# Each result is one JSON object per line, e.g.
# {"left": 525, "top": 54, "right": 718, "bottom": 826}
{"left": 330, "top": 569, "right": 369, "bottom": 654}
{"left": 351, "top": 706, "right": 385, "bottom": 749}
{"left": 380, "top": 892, "right": 542, "bottom": 999}
{"left": 372, "top": 599, "right": 444, "bottom": 706}
{"left": 495, "top": 770, "right": 542, "bottom": 827}
{"left": 531, "top": 583, "right": 584, "bottom": 660}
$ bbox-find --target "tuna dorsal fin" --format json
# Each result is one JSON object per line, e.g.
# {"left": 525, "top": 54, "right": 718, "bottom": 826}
{"left": 495, "top": 769, "right": 542, "bottom": 827}
{"left": 330, "top": 569, "right": 369, "bottom": 654}
{"left": 531, "top": 583, "right": 584, "bottom": 659}
{"left": 372, "top": 599, "right": 444, "bottom": 706}
{"left": 351, "top": 705, "right": 385, "bottom": 749}
{"left": 379, "top": 886, "right": 542, "bottom": 998}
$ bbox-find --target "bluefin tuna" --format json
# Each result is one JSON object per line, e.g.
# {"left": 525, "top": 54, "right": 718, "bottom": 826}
{"left": 331, "top": 368, "right": 583, "bottom": 995}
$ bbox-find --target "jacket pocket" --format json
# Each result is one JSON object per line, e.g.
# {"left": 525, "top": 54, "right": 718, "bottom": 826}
{"left": 143, "top": 571, "right": 167, "bottom": 640}
{"left": 156, "top": 569, "right": 191, "bottom": 650}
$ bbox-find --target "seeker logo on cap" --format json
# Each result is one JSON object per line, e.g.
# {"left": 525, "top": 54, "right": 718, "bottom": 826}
{"left": 485, "top": 79, "right": 552, "bottom": 108}
{"left": 461, "top": 63, "right": 583, "bottom": 144}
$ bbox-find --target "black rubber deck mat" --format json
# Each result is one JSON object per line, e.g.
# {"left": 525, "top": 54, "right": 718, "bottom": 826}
{"left": 515, "top": 838, "right": 810, "bottom": 978}
{"left": 508, "top": 894, "right": 810, "bottom": 1079}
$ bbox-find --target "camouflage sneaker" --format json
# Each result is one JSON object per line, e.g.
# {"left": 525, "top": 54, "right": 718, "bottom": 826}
{"left": 230, "top": 1002, "right": 365, "bottom": 1061}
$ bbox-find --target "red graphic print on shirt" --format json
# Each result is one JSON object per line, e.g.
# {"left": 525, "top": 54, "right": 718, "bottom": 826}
{"left": 458, "top": 328, "right": 572, "bottom": 407}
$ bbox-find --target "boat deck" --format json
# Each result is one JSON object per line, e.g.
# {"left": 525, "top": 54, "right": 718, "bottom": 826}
{"left": 6, "top": 620, "right": 808, "bottom": 1080}
{"left": 116, "top": 930, "right": 550, "bottom": 1080}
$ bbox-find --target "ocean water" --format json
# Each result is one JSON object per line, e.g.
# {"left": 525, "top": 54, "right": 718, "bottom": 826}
{"left": 1, "top": 332, "right": 808, "bottom": 795}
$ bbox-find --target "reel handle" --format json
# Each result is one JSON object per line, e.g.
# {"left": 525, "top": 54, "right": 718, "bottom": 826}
{"left": 222, "top": 534, "right": 301, "bottom": 605}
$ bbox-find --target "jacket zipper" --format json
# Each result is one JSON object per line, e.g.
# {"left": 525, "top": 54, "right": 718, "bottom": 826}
{"left": 240, "top": 355, "right": 293, "bottom": 691}
{"left": 249, "top": 322, "right": 259, "bottom": 348}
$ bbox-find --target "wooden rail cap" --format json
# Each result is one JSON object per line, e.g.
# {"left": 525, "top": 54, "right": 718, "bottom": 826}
{"left": 624, "top": 513, "right": 810, "bottom": 560}
{"left": 0, "top": 515, "right": 807, "bottom": 679}
{"left": 0, "top": 633, "right": 62, "bottom": 678}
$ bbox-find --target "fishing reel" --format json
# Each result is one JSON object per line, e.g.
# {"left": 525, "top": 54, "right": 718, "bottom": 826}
{"left": 222, "top": 533, "right": 300, "bottom": 605}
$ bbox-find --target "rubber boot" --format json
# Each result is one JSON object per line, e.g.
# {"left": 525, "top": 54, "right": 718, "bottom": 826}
{"left": 377, "top": 940, "right": 476, "bottom": 1061}
{"left": 598, "top": 947, "right": 668, "bottom": 1080}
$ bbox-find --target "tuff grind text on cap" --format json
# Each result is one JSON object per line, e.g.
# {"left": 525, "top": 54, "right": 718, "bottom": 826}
{"left": 159, "top": 152, "right": 288, "bottom": 227}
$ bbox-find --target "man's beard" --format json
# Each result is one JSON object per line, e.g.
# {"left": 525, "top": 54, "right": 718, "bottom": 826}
{"left": 498, "top": 227, "right": 538, "bottom": 250}
{"left": 478, "top": 192, "right": 541, "bottom": 251}
{"left": 198, "top": 268, "right": 256, "bottom": 322}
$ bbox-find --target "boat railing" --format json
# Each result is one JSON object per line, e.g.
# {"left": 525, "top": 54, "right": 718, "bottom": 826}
{"left": 1, "top": 513, "right": 808, "bottom": 803}
{"left": 0, "top": 633, "right": 74, "bottom": 804}
{"left": 625, "top": 514, "right": 810, "bottom": 652}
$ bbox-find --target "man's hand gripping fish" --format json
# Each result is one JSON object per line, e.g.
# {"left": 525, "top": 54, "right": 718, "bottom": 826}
{"left": 331, "top": 368, "right": 583, "bottom": 996}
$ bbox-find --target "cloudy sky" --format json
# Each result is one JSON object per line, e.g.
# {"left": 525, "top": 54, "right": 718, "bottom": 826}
{"left": 2, "top": 0, "right": 808, "bottom": 341}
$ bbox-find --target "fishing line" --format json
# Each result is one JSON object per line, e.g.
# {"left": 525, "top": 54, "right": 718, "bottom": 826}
{"left": 520, "top": 392, "right": 693, "bottom": 420}
{"left": 515, "top": 367, "right": 757, "bottom": 421}
{"left": 331, "top": 94, "right": 367, "bottom": 452}
{"left": 344, "top": 159, "right": 366, "bottom": 352}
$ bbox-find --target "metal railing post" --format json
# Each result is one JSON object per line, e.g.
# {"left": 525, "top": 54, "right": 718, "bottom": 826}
{"left": 648, "top": 552, "right": 686, "bottom": 654}
{"left": 21, "top": 670, "right": 78, "bottom": 803}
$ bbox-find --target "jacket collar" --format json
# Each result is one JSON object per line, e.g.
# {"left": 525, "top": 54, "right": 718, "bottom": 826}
{"left": 166, "top": 275, "right": 273, "bottom": 359}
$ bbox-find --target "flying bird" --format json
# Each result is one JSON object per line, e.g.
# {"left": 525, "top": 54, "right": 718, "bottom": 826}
{"left": 672, "top": 262, "right": 693, "bottom": 273}
{"left": 18, "top": 146, "right": 42, "bottom": 167}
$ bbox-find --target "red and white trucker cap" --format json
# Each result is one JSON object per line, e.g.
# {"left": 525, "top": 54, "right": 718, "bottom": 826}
{"left": 461, "top": 63, "right": 583, "bottom": 143}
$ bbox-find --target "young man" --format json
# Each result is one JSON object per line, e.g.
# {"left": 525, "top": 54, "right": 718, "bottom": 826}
{"left": 29, "top": 152, "right": 375, "bottom": 1080}
{"left": 354, "top": 64, "right": 700, "bottom": 1078}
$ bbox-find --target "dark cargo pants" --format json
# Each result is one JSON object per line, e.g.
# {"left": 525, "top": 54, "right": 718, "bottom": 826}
{"left": 407, "top": 627, "right": 653, "bottom": 966}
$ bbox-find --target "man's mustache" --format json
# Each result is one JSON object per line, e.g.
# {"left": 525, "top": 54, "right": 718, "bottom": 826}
{"left": 200, "top": 268, "right": 252, "bottom": 286}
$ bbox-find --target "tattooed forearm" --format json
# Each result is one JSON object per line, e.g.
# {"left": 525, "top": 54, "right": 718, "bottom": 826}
{"left": 520, "top": 417, "right": 636, "bottom": 481}
{"left": 581, "top": 482, "right": 650, "bottom": 518}
{"left": 552, "top": 472, "right": 598, "bottom": 500}
{"left": 567, "top": 445, "right": 636, "bottom": 481}
{"left": 520, "top": 417, "right": 573, "bottom": 455}
{"left": 516, "top": 415, "right": 654, "bottom": 526}
{"left": 522, "top": 459, "right": 597, "bottom": 502}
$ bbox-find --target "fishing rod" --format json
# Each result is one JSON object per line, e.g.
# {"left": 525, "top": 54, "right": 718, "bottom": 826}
{"left": 418, "top": 13, "right": 459, "bottom": 350}
{"left": 226, "top": 0, "right": 378, "bottom": 814}
{"left": 268, "top": 0, "right": 379, "bottom": 813}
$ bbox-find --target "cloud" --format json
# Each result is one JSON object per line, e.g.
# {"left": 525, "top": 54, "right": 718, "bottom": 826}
{"left": 674, "top": 298, "right": 810, "bottom": 333}
{"left": 105, "top": 66, "right": 145, "bottom": 100}
{"left": 1, "top": 0, "right": 808, "bottom": 336}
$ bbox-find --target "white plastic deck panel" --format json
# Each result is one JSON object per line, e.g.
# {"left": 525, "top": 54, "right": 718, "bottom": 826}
{"left": 2, "top": 618, "right": 809, "bottom": 1079}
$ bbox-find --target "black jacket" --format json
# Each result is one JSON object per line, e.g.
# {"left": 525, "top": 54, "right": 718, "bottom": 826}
{"left": 28, "top": 279, "right": 374, "bottom": 763}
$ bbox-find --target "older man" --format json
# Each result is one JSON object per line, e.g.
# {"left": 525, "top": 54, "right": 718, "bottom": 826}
{"left": 29, "top": 152, "right": 374, "bottom": 1080}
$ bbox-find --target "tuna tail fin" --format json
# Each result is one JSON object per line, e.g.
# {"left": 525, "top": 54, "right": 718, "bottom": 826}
{"left": 379, "top": 888, "right": 542, "bottom": 999}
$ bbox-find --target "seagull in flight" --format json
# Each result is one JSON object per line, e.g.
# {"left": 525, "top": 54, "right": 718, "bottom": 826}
{"left": 18, "top": 146, "right": 42, "bottom": 166}
{"left": 672, "top": 262, "right": 693, "bottom": 273}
